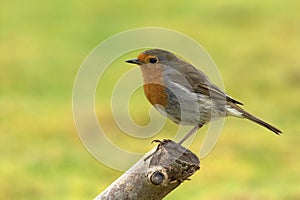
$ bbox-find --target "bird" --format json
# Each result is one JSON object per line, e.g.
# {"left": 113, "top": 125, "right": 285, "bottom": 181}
{"left": 126, "top": 49, "right": 282, "bottom": 144}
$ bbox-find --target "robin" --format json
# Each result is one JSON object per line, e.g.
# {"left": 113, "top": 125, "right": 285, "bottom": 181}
{"left": 126, "top": 49, "right": 282, "bottom": 144}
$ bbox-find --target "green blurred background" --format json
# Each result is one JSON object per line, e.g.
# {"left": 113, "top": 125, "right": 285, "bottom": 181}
{"left": 1, "top": 0, "right": 300, "bottom": 199}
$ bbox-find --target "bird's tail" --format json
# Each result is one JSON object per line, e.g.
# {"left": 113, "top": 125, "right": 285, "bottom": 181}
{"left": 242, "top": 111, "right": 282, "bottom": 135}
{"left": 227, "top": 103, "right": 282, "bottom": 135}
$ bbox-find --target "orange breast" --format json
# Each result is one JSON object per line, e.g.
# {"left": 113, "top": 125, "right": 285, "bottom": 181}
{"left": 139, "top": 64, "right": 167, "bottom": 106}
{"left": 143, "top": 83, "right": 167, "bottom": 106}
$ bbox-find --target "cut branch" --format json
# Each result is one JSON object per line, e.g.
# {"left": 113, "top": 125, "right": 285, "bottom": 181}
{"left": 94, "top": 140, "right": 200, "bottom": 200}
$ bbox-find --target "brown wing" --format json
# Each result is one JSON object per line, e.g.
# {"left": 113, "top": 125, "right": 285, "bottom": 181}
{"left": 194, "top": 83, "right": 243, "bottom": 105}
{"left": 182, "top": 62, "right": 243, "bottom": 105}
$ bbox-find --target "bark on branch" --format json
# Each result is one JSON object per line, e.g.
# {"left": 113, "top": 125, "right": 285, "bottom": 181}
{"left": 94, "top": 139, "right": 200, "bottom": 200}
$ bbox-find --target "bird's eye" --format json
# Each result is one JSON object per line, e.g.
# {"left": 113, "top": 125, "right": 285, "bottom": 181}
{"left": 149, "top": 57, "right": 158, "bottom": 64}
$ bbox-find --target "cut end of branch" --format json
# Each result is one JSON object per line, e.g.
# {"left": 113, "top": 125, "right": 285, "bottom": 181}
{"left": 96, "top": 139, "right": 200, "bottom": 200}
{"left": 147, "top": 139, "right": 200, "bottom": 187}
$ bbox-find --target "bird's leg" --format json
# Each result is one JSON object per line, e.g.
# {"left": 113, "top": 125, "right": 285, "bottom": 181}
{"left": 177, "top": 125, "right": 202, "bottom": 145}
{"left": 144, "top": 140, "right": 164, "bottom": 161}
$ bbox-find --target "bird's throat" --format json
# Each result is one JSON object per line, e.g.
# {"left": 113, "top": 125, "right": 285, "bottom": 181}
{"left": 140, "top": 66, "right": 167, "bottom": 107}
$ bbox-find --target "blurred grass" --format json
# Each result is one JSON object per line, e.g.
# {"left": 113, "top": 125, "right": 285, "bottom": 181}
{"left": 1, "top": 0, "right": 300, "bottom": 199}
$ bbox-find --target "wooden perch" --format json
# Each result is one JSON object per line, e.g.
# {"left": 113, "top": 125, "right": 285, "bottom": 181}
{"left": 94, "top": 139, "right": 200, "bottom": 200}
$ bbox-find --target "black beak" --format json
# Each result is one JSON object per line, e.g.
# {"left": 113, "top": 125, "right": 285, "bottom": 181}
{"left": 126, "top": 58, "right": 143, "bottom": 65}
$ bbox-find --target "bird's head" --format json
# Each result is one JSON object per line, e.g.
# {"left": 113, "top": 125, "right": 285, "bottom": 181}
{"left": 126, "top": 49, "right": 179, "bottom": 67}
